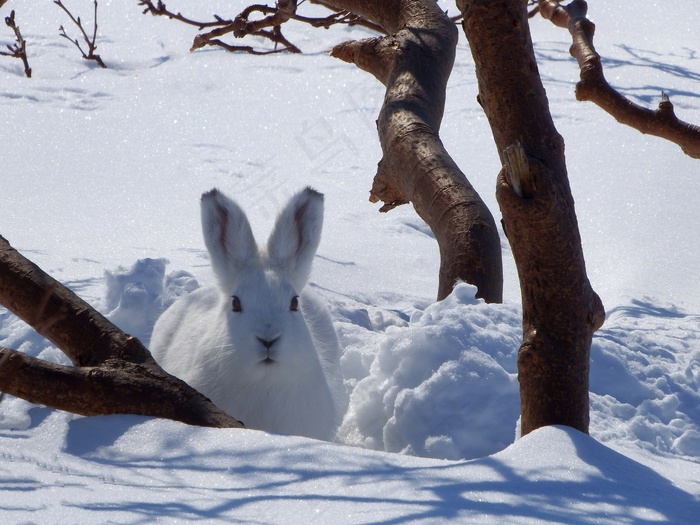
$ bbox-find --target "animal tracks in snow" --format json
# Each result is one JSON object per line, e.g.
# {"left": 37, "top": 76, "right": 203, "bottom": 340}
{"left": 0, "top": 85, "right": 112, "bottom": 111}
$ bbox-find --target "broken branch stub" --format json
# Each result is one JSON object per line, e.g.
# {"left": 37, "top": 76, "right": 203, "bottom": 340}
{"left": 503, "top": 142, "right": 536, "bottom": 199}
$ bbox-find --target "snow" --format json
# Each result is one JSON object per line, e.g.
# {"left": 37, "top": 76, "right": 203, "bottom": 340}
{"left": 1, "top": 0, "right": 699, "bottom": 523}
{"left": 1, "top": 416, "right": 696, "bottom": 524}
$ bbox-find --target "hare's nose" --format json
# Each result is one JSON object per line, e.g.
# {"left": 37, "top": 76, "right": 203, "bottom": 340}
{"left": 257, "top": 336, "right": 279, "bottom": 349}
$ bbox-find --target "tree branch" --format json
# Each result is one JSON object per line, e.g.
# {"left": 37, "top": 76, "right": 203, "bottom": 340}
{"left": 0, "top": 234, "right": 243, "bottom": 428}
{"left": 538, "top": 0, "right": 700, "bottom": 159}
{"left": 55, "top": 0, "right": 107, "bottom": 68}
{"left": 328, "top": 0, "right": 503, "bottom": 302}
{"left": 139, "top": 0, "right": 231, "bottom": 29}
{"left": 1, "top": 9, "right": 31, "bottom": 77}
{"left": 140, "top": 0, "right": 378, "bottom": 55}
{"left": 191, "top": 0, "right": 300, "bottom": 52}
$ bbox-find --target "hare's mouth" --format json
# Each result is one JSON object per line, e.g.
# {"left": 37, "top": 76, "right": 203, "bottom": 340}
{"left": 261, "top": 357, "right": 276, "bottom": 365}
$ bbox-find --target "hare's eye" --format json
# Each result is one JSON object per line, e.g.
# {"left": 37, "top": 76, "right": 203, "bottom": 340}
{"left": 231, "top": 296, "right": 242, "bottom": 312}
{"left": 290, "top": 295, "right": 299, "bottom": 312}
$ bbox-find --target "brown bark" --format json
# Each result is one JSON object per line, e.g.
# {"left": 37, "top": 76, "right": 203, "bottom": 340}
{"left": 0, "top": 234, "right": 243, "bottom": 428}
{"left": 538, "top": 0, "right": 700, "bottom": 159}
{"left": 323, "top": 0, "right": 503, "bottom": 302}
{"left": 458, "top": 0, "right": 604, "bottom": 435}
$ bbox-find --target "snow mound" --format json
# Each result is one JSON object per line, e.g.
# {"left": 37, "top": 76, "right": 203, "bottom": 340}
{"left": 103, "top": 258, "right": 199, "bottom": 344}
{"left": 338, "top": 283, "right": 522, "bottom": 460}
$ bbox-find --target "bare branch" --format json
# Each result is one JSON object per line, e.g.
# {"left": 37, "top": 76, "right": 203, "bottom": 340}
{"left": 140, "top": 0, "right": 300, "bottom": 54}
{"left": 191, "top": 0, "right": 302, "bottom": 54}
{"left": 141, "top": 0, "right": 378, "bottom": 55}
{"left": 303, "top": 1, "right": 386, "bottom": 34}
{"left": 54, "top": 0, "right": 107, "bottom": 68}
{"left": 193, "top": 35, "right": 298, "bottom": 55}
{"left": 538, "top": 0, "right": 700, "bottom": 159}
{"left": 0, "top": 9, "right": 32, "bottom": 77}
{"left": 139, "top": 0, "right": 231, "bottom": 29}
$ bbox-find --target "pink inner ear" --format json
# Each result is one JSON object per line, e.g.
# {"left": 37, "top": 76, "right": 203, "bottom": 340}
{"left": 216, "top": 202, "right": 229, "bottom": 253}
{"left": 293, "top": 200, "right": 311, "bottom": 258}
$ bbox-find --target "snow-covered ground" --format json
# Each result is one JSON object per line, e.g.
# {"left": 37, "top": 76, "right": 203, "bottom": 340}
{"left": 1, "top": 1, "right": 698, "bottom": 522}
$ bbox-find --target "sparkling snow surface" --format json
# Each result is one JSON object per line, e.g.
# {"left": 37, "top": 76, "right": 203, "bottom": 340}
{"left": 1, "top": 1, "right": 698, "bottom": 523}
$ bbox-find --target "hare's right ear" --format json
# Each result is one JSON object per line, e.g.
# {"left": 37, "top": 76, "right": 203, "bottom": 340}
{"left": 267, "top": 187, "right": 324, "bottom": 291}
{"left": 201, "top": 189, "right": 259, "bottom": 292}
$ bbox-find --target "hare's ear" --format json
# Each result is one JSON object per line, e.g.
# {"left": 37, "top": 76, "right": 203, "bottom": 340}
{"left": 267, "top": 187, "right": 324, "bottom": 291}
{"left": 201, "top": 189, "right": 259, "bottom": 291}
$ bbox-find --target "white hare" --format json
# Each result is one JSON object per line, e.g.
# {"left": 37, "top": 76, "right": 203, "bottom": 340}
{"left": 150, "top": 187, "right": 346, "bottom": 441}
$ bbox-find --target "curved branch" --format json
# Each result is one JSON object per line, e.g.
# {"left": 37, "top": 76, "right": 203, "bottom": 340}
{"left": 0, "top": 234, "right": 243, "bottom": 428}
{"left": 538, "top": 0, "right": 700, "bottom": 159}
{"left": 330, "top": 0, "right": 503, "bottom": 302}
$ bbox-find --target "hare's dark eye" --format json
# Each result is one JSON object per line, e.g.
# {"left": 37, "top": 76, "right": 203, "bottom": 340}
{"left": 290, "top": 295, "right": 299, "bottom": 312}
{"left": 231, "top": 296, "right": 242, "bottom": 312}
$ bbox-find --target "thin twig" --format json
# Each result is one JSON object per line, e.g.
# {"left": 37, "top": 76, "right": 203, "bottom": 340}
{"left": 54, "top": 0, "right": 107, "bottom": 68}
{"left": 0, "top": 9, "right": 32, "bottom": 77}
{"left": 139, "top": 0, "right": 232, "bottom": 29}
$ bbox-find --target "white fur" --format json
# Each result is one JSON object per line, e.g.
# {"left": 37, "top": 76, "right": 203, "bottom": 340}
{"left": 150, "top": 188, "right": 346, "bottom": 440}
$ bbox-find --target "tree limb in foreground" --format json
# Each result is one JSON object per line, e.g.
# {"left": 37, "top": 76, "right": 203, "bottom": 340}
{"left": 538, "top": 0, "right": 700, "bottom": 159}
{"left": 0, "top": 234, "right": 243, "bottom": 428}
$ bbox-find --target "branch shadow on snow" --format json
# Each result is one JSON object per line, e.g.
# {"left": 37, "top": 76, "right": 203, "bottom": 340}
{"left": 606, "top": 298, "right": 687, "bottom": 320}
{"left": 55, "top": 417, "right": 697, "bottom": 524}
{"left": 534, "top": 40, "right": 700, "bottom": 106}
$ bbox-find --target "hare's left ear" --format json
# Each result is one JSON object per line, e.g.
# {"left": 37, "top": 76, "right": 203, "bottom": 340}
{"left": 267, "top": 187, "right": 324, "bottom": 291}
{"left": 201, "top": 188, "right": 260, "bottom": 292}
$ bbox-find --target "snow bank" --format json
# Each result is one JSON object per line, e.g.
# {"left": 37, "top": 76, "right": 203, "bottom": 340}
{"left": 338, "top": 283, "right": 521, "bottom": 460}
{"left": 0, "top": 411, "right": 695, "bottom": 524}
{"left": 590, "top": 302, "right": 700, "bottom": 458}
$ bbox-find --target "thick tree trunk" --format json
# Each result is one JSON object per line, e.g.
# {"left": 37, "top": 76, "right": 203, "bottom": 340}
{"left": 322, "top": 0, "right": 503, "bottom": 302}
{"left": 458, "top": 0, "right": 605, "bottom": 435}
{"left": 0, "top": 235, "right": 243, "bottom": 428}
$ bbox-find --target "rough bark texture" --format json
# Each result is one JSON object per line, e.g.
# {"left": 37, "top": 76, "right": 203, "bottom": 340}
{"left": 458, "top": 0, "right": 605, "bottom": 436}
{"left": 539, "top": 0, "right": 700, "bottom": 159}
{"left": 324, "top": 0, "right": 503, "bottom": 302}
{"left": 0, "top": 234, "right": 243, "bottom": 428}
